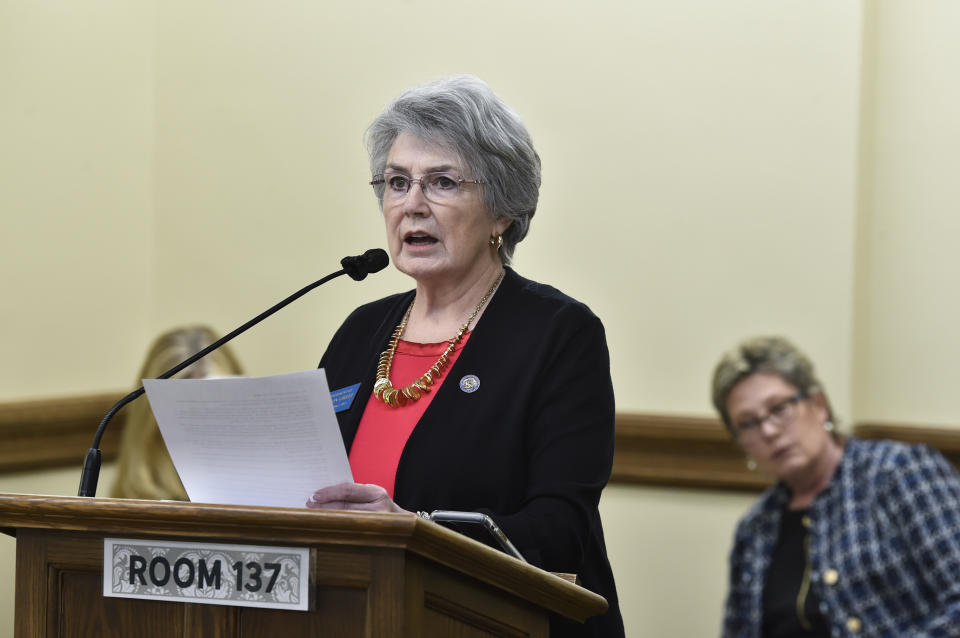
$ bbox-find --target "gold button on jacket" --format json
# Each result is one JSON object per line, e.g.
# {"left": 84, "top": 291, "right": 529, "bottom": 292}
{"left": 823, "top": 568, "right": 839, "bottom": 585}
{"left": 846, "top": 616, "right": 862, "bottom": 632}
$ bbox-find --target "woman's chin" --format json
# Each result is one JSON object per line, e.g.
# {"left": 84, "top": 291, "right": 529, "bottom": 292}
{"left": 398, "top": 248, "right": 466, "bottom": 278}
{"left": 771, "top": 454, "right": 813, "bottom": 483}
{"left": 395, "top": 257, "right": 446, "bottom": 282}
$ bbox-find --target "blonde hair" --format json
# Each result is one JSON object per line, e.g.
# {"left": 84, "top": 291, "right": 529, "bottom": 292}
{"left": 711, "top": 336, "right": 834, "bottom": 433}
{"left": 110, "top": 326, "right": 243, "bottom": 500}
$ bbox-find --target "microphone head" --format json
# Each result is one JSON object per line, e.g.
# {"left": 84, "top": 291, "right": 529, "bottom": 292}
{"left": 341, "top": 248, "right": 390, "bottom": 281}
{"left": 362, "top": 248, "right": 389, "bottom": 274}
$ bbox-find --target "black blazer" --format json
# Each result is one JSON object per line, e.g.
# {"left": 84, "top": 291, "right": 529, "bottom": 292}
{"left": 319, "top": 267, "right": 624, "bottom": 638}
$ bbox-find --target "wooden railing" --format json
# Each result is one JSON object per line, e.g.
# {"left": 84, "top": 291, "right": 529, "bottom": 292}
{"left": 0, "top": 392, "right": 128, "bottom": 474}
{"left": 612, "top": 413, "right": 960, "bottom": 490}
{"left": 3, "top": 392, "right": 959, "bottom": 491}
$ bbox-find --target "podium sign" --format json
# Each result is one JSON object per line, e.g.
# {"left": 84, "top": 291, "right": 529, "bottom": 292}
{"left": 103, "top": 538, "right": 311, "bottom": 611}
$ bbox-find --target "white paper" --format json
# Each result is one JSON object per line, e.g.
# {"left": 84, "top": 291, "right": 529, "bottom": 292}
{"left": 142, "top": 369, "right": 353, "bottom": 508}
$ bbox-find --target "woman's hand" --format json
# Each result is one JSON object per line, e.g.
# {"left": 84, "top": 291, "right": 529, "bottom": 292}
{"left": 306, "top": 482, "right": 408, "bottom": 514}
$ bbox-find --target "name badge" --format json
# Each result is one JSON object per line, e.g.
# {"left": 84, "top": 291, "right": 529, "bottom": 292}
{"left": 103, "top": 538, "right": 311, "bottom": 611}
{"left": 330, "top": 383, "right": 361, "bottom": 413}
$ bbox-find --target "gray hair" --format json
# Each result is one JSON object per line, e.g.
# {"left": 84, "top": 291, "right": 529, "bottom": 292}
{"left": 711, "top": 336, "right": 835, "bottom": 433}
{"left": 365, "top": 75, "right": 541, "bottom": 265}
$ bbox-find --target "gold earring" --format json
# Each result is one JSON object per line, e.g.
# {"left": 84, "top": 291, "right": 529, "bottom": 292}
{"left": 489, "top": 234, "right": 503, "bottom": 249}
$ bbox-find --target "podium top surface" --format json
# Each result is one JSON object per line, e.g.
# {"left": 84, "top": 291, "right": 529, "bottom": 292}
{"left": 0, "top": 492, "right": 607, "bottom": 622}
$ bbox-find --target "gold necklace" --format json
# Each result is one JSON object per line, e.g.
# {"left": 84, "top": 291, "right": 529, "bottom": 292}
{"left": 373, "top": 270, "right": 504, "bottom": 408}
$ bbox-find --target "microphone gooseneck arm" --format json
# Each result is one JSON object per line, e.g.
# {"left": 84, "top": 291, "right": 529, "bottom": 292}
{"left": 77, "top": 248, "right": 389, "bottom": 497}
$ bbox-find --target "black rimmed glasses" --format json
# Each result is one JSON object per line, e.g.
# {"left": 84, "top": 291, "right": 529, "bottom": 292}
{"left": 369, "top": 171, "right": 483, "bottom": 205}
{"left": 734, "top": 392, "right": 807, "bottom": 438}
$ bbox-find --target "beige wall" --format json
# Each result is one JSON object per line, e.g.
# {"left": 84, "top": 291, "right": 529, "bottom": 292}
{"left": 853, "top": 0, "right": 960, "bottom": 426}
{"left": 3, "top": 1, "right": 960, "bottom": 637}
{"left": 0, "top": 0, "right": 154, "bottom": 402}
{"left": 149, "top": 0, "right": 863, "bottom": 421}
{"left": 601, "top": 485, "right": 757, "bottom": 635}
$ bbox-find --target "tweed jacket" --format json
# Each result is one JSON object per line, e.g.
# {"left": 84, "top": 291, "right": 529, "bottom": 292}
{"left": 723, "top": 438, "right": 960, "bottom": 638}
{"left": 318, "top": 267, "right": 624, "bottom": 638}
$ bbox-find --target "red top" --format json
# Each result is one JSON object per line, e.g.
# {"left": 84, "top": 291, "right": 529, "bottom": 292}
{"left": 348, "top": 332, "right": 472, "bottom": 498}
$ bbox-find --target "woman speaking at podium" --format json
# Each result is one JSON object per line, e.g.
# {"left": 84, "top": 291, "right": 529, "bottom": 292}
{"left": 306, "top": 75, "right": 623, "bottom": 638}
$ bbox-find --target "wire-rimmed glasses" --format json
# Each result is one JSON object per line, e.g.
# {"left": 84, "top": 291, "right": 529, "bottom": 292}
{"left": 369, "top": 171, "right": 483, "bottom": 205}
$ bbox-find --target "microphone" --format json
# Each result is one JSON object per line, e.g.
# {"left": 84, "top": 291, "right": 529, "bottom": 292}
{"left": 77, "top": 248, "right": 390, "bottom": 498}
{"left": 340, "top": 248, "right": 389, "bottom": 281}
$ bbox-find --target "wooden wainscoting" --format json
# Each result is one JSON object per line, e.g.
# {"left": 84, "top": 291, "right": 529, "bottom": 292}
{"left": 0, "top": 392, "right": 127, "bottom": 473}
{"left": 611, "top": 416, "right": 960, "bottom": 491}
{"left": 611, "top": 413, "right": 771, "bottom": 490}
{"left": 2, "top": 392, "right": 959, "bottom": 491}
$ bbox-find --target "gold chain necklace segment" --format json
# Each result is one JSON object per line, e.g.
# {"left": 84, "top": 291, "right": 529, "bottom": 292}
{"left": 374, "top": 270, "right": 504, "bottom": 408}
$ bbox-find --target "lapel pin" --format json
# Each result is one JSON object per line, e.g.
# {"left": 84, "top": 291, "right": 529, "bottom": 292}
{"left": 459, "top": 374, "right": 480, "bottom": 394}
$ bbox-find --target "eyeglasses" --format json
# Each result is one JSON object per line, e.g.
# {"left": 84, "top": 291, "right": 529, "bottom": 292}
{"left": 734, "top": 392, "right": 807, "bottom": 437}
{"left": 369, "top": 171, "right": 483, "bottom": 205}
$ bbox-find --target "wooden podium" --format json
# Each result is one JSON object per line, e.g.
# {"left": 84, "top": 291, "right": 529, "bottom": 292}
{"left": 0, "top": 493, "right": 607, "bottom": 637}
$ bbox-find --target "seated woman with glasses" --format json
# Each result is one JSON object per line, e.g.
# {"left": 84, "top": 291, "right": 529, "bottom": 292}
{"left": 304, "top": 75, "right": 623, "bottom": 637}
{"left": 712, "top": 336, "right": 960, "bottom": 638}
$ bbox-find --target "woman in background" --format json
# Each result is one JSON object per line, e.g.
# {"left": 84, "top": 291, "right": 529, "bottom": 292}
{"left": 712, "top": 336, "right": 960, "bottom": 637}
{"left": 110, "top": 325, "right": 243, "bottom": 500}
